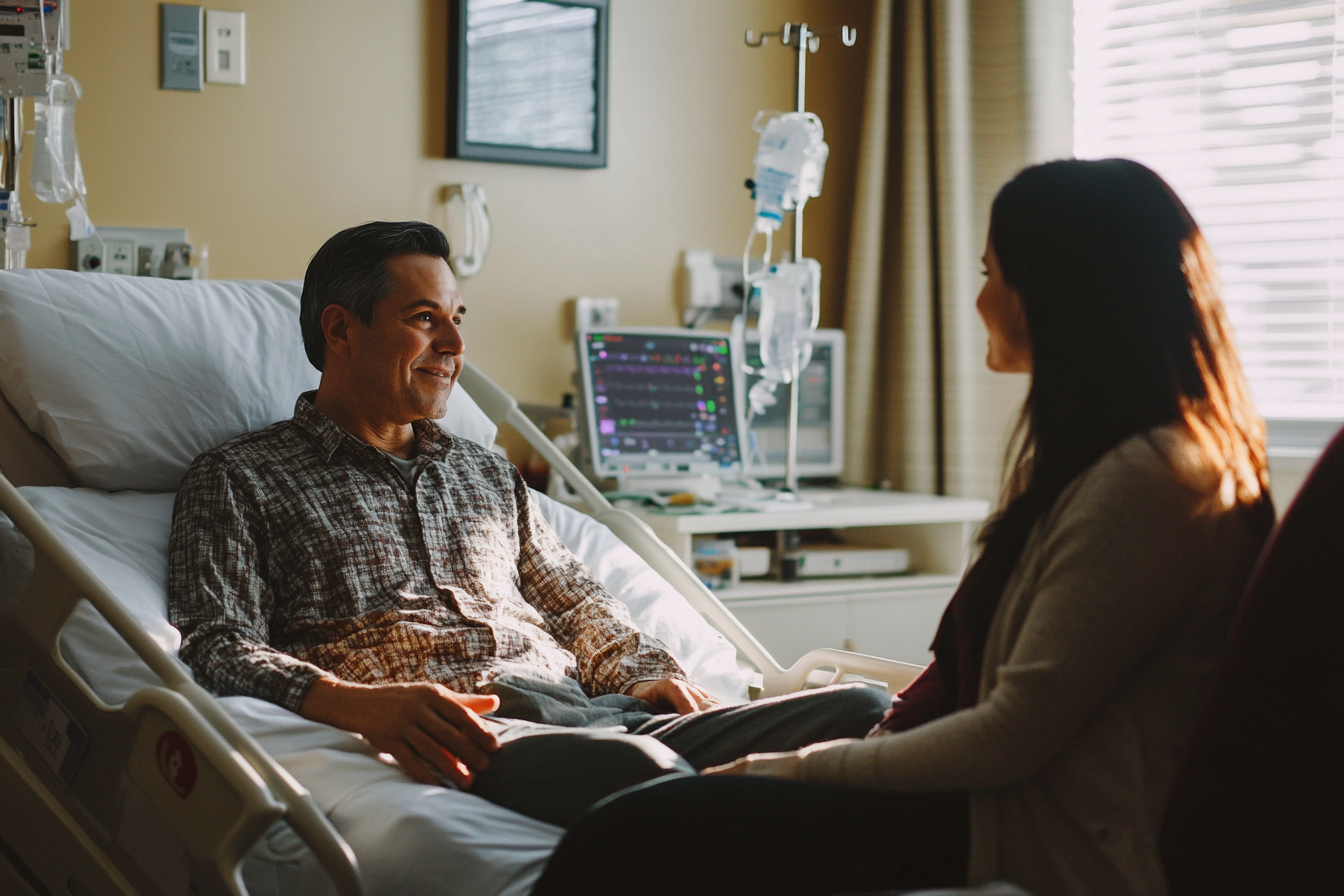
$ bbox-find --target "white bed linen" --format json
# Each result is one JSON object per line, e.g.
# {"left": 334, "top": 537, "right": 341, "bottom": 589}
{"left": 0, "top": 489, "right": 562, "bottom": 896}
{"left": 0, "top": 270, "right": 499, "bottom": 491}
{"left": 0, "top": 268, "right": 745, "bottom": 893}
{"left": 0, "top": 483, "right": 749, "bottom": 895}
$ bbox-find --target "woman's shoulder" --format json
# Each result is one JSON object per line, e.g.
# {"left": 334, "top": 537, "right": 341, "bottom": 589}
{"left": 1093, "top": 422, "right": 1223, "bottom": 499}
{"left": 1054, "top": 422, "right": 1243, "bottom": 538}
{"left": 1034, "top": 422, "right": 1268, "bottom": 586}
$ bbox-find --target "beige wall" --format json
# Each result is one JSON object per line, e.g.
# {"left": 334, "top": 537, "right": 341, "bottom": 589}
{"left": 24, "top": 0, "right": 871, "bottom": 404}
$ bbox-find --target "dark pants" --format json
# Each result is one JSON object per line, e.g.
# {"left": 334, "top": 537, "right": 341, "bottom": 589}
{"left": 467, "top": 673, "right": 889, "bottom": 827}
{"left": 533, "top": 776, "right": 969, "bottom": 896}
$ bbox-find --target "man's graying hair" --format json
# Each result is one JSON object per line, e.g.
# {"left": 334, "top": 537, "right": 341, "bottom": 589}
{"left": 299, "top": 221, "right": 452, "bottom": 370}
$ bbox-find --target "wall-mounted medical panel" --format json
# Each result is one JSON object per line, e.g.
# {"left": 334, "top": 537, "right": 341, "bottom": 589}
{"left": 160, "top": 4, "right": 202, "bottom": 92}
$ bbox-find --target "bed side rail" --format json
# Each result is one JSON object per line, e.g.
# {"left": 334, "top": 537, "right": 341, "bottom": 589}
{"left": 458, "top": 361, "right": 925, "bottom": 697}
{"left": 0, "top": 474, "right": 364, "bottom": 896}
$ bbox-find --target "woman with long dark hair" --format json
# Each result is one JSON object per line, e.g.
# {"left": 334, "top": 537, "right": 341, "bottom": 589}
{"left": 532, "top": 159, "right": 1275, "bottom": 896}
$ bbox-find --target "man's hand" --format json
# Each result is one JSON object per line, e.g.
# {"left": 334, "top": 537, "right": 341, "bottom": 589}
{"left": 624, "top": 677, "right": 720, "bottom": 715}
{"left": 300, "top": 678, "right": 501, "bottom": 788}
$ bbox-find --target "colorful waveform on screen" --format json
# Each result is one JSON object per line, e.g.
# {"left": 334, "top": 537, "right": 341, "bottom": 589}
{"left": 586, "top": 333, "right": 740, "bottom": 468}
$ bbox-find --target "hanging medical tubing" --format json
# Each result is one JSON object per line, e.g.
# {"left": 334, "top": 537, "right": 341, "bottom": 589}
{"left": 739, "top": 21, "right": 856, "bottom": 492}
{"left": 0, "top": 2, "right": 92, "bottom": 270}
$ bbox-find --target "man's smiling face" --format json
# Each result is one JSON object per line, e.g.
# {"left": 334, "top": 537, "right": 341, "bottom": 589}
{"left": 346, "top": 253, "right": 466, "bottom": 425}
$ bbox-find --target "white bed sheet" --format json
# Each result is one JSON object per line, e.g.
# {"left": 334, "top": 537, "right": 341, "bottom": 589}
{"left": 0, "top": 483, "right": 750, "bottom": 896}
{"left": 0, "top": 268, "right": 747, "bottom": 893}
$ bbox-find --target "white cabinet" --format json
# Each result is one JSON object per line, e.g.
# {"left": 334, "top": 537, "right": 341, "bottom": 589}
{"left": 625, "top": 489, "right": 990, "bottom": 668}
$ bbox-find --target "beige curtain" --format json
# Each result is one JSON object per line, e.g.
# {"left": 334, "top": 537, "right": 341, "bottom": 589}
{"left": 841, "top": 0, "right": 1073, "bottom": 501}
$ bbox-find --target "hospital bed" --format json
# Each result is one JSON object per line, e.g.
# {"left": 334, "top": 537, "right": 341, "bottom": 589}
{"left": 0, "top": 270, "right": 924, "bottom": 896}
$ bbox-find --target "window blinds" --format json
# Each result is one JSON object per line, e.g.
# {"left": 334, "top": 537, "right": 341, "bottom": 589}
{"left": 1074, "top": 0, "right": 1344, "bottom": 420}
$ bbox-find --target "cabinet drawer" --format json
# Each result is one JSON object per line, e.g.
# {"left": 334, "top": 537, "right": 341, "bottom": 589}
{"left": 723, "top": 585, "right": 952, "bottom": 668}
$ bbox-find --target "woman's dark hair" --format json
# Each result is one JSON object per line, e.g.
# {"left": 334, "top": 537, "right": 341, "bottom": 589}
{"left": 988, "top": 158, "right": 1266, "bottom": 534}
{"left": 952, "top": 160, "right": 1266, "bottom": 709}
{"left": 299, "top": 221, "right": 451, "bottom": 370}
{"left": 884, "top": 159, "right": 1269, "bottom": 725}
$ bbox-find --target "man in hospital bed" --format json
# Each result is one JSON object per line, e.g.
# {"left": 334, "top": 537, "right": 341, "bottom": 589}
{"left": 167, "top": 221, "right": 887, "bottom": 828}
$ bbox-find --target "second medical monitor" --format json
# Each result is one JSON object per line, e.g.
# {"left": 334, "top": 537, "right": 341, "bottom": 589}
{"left": 739, "top": 328, "right": 845, "bottom": 480}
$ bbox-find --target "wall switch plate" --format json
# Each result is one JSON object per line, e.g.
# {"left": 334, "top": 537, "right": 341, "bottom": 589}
{"left": 161, "top": 4, "right": 202, "bottom": 91}
{"left": 205, "top": 9, "right": 244, "bottom": 85}
{"left": 575, "top": 297, "right": 620, "bottom": 331}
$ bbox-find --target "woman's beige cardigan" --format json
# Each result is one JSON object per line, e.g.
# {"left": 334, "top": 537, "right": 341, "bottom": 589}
{"left": 751, "top": 426, "right": 1267, "bottom": 896}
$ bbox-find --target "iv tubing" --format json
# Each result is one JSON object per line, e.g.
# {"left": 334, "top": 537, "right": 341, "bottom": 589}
{"left": 742, "top": 224, "right": 772, "bottom": 289}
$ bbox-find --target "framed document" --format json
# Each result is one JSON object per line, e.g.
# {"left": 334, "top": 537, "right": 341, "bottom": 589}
{"left": 447, "top": 0, "right": 609, "bottom": 168}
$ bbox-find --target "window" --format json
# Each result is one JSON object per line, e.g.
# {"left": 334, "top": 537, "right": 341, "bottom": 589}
{"left": 1074, "top": 1, "right": 1343, "bottom": 421}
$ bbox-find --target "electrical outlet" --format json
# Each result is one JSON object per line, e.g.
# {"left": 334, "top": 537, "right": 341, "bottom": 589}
{"left": 575, "top": 297, "right": 619, "bottom": 332}
{"left": 103, "top": 239, "right": 136, "bottom": 275}
{"left": 205, "top": 10, "right": 245, "bottom": 85}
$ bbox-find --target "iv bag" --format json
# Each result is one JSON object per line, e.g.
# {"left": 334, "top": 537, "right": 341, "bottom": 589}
{"left": 755, "top": 258, "right": 821, "bottom": 384}
{"left": 750, "top": 111, "right": 829, "bottom": 233}
{"left": 32, "top": 74, "right": 86, "bottom": 206}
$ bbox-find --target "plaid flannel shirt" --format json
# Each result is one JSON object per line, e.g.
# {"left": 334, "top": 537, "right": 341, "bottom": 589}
{"left": 167, "top": 393, "right": 685, "bottom": 714}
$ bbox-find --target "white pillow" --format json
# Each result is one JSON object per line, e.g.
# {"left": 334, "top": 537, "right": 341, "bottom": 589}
{"left": 0, "top": 486, "right": 749, "bottom": 706}
{"left": 0, "top": 270, "right": 497, "bottom": 491}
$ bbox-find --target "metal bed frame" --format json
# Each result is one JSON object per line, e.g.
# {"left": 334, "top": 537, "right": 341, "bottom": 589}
{"left": 0, "top": 360, "right": 923, "bottom": 896}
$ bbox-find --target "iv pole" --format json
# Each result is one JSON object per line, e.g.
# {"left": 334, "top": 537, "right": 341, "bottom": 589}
{"left": 1, "top": 96, "right": 34, "bottom": 270}
{"left": 0, "top": 0, "right": 63, "bottom": 270}
{"left": 743, "top": 22, "right": 856, "bottom": 494}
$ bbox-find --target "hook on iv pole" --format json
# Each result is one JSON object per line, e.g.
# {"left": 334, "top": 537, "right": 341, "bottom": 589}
{"left": 744, "top": 23, "right": 856, "bottom": 50}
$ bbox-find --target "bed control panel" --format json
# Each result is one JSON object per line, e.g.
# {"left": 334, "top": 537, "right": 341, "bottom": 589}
{"left": 11, "top": 668, "right": 88, "bottom": 786}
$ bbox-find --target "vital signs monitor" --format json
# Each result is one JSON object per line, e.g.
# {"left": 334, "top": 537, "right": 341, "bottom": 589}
{"left": 576, "top": 328, "right": 744, "bottom": 483}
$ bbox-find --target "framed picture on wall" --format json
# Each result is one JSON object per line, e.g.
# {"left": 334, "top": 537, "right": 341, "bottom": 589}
{"left": 447, "top": 0, "right": 609, "bottom": 169}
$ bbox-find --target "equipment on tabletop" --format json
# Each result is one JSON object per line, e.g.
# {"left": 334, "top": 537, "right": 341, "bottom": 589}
{"left": 787, "top": 545, "right": 910, "bottom": 578}
{"left": 575, "top": 327, "right": 745, "bottom": 495}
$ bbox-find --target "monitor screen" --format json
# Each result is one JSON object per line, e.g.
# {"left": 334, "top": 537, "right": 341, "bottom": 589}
{"left": 577, "top": 328, "right": 743, "bottom": 479}
{"left": 739, "top": 328, "right": 845, "bottom": 479}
